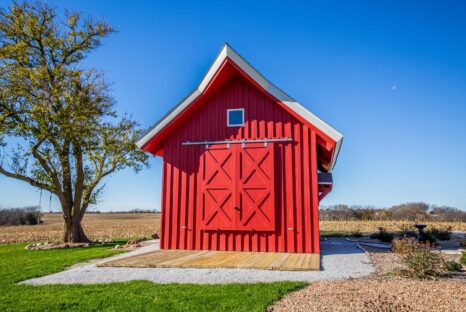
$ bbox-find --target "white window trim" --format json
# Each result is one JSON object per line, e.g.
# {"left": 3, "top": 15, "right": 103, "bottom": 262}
{"left": 227, "top": 108, "right": 244, "bottom": 127}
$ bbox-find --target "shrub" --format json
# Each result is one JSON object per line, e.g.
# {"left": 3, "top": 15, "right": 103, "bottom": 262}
{"left": 461, "top": 252, "right": 466, "bottom": 265}
{"left": 445, "top": 261, "right": 462, "bottom": 272}
{"left": 399, "top": 224, "right": 417, "bottom": 238}
{"left": 351, "top": 231, "right": 363, "bottom": 238}
{"left": 420, "top": 231, "right": 437, "bottom": 244}
{"left": 392, "top": 238, "right": 420, "bottom": 254}
{"left": 460, "top": 239, "right": 466, "bottom": 249}
{"left": 427, "top": 227, "right": 452, "bottom": 241}
{"left": 401, "top": 250, "right": 446, "bottom": 279}
{"left": 370, "top": 227, "right": 394, "bottom": 243}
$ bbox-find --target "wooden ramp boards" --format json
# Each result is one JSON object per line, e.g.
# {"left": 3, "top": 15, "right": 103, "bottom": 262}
{"left": 99, "top": 250, "right": 320, "bottom": 271}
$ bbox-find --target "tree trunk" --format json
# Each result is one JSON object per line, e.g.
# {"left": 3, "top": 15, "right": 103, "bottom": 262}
{"left": 63, "top": 214, "right": 90, "bottom": 243}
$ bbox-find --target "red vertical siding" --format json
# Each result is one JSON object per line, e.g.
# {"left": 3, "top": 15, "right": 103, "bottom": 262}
{"left": 160, "top": 75, "right": 320, "bottom": 253}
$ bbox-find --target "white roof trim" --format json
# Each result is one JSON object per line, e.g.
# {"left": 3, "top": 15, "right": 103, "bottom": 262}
{"left": 137, "top": 44, "right": 344, "bottom": 171}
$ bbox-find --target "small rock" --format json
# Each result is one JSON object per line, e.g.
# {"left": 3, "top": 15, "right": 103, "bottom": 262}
{"left": 24, "top": 245, "right": 33, "bottom": 250}
{"left": 36, "top": 242, "right": 42, "bottom": 246}
{"left": 114, "top": 244, "right": 121, "bottom": 249}
{"left": 152, "top": 233, "right": 160, "bottom": 239}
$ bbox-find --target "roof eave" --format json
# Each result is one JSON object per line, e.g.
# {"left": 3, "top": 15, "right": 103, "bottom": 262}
{"left": 137, "top": 44, "right": 344, "bottom": 168}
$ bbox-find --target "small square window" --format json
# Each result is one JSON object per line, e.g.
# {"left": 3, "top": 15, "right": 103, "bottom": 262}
{"left": 227, "top": 109, "right": 244, "bottom": 127}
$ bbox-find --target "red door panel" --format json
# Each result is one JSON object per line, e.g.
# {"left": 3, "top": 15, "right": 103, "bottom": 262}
{"left": 237, "top": 143, "right": 275, "bottom": 231}
{"left": 200, "top": 143, "right": 275, "bottom": 231}
{"left": 200, "top": 146, "right": 236, "bottom": 230}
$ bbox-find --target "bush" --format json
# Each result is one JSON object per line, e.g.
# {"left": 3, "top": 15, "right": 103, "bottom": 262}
{"left": 370, "top": 227, "right": 394, "bottom": 243}
{"left": 426, "top": 227, "right": 452, "bottom": 241}
{"left": 461, "top": 252, "right": 466, "bottom": 265}
{"left": 445, "top": 261, "right": 462, "bottom": 272}
{"left": 392, "top": 238, "right": 420, "bottom": 254}
{"left": 401, "top": 250, "right": 446, "bottom": 279}
{"left": 0, "top": 206, "right": 42, "bottom": 225}
{"left": 398, "top": 224, "right": 417, "bottom": 238}
{"left": 460, "top": 239, "right": 466, "bottom": 249}
{"left": 351, "top": 231, "right": 363, "bottom": 238}
{"left": 420, "top": 231, "right": 437, "bottom": 244}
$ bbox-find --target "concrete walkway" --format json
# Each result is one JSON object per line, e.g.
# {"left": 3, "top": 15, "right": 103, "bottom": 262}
{"left": 21, "top": 238, "right": 374, "bottom": 285}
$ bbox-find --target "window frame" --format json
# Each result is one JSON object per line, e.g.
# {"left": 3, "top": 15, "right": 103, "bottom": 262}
{"left": 226, "top": 108, "right": 245, "bottom": 127}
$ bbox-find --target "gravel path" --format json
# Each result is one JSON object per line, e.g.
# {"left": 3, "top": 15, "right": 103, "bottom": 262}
{"left": 21, "top": 238, "right": 374, "bottom": 285}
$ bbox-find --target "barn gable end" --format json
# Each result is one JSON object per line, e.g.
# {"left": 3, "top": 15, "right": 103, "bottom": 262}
{"left": 138, "top": 45, "right": 343, "bottom": 255}
{"left": 137, "top": 44, "right": 343, "bottom": 172}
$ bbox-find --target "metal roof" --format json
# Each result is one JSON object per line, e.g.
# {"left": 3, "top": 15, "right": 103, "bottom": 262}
{"left": 137, "top": 44, "right": 343, "bottom": 171}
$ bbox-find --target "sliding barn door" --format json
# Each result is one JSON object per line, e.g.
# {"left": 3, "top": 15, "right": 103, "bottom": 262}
{"left": 236, "top": 143, "right": 275, "bottom": 231}
{"left": 199, "top": 145, "right": 236, "bottom": 230}
{"left": 200, "top": 143, "right": 275, "bottom": 231}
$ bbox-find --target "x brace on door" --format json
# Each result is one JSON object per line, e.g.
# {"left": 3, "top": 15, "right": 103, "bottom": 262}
{"left": 198, "top": 142, "right": 276, "bottom": 231}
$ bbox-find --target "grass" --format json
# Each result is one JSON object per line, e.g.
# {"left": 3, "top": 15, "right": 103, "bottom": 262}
{"left": 0, "top": 243, "right": 306, "bottom": 311}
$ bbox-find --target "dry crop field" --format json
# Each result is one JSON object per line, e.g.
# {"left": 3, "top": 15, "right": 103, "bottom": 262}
{"left": 0, "top": 213, "right": 161, "bottom": 244}
{"left": 1, "top": 213, "right": 465, "bottom": 244}
{"left": 319, "top": 220, "right": 466, "bottom": 233}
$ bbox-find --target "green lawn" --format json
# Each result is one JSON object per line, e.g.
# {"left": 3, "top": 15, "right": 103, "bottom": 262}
{"left": 0, "top": 243, "right": 306, "bottom": 311}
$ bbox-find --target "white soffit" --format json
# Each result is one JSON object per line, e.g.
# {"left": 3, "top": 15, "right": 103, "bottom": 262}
{"left": 137, "top": 44, "right": 344, "bottom": 171}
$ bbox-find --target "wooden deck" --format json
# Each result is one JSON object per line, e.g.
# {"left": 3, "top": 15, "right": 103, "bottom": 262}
{"left": 99, "top": 249, "right": 320, "bottom": 271}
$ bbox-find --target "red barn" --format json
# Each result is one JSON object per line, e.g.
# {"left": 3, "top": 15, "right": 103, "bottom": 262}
{"left": 137, "top": 44, "right": 343, "bottom": 256}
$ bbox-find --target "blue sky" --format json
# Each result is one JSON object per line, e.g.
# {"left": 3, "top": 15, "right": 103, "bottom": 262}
{"left": 1, "top": 1, "right": 465, "bottom": 211}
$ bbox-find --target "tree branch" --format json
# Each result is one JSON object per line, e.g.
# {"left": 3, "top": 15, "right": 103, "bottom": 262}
{"left": 30, "top": 139, "right": 68, "bottom": 215}
{"left": 0, "top": 165, "right": 51, "bottom": 191}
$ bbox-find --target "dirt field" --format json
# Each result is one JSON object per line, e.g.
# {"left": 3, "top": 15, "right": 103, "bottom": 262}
{"left": 1, "top": 214, "right": 465, "bottom": 244}
{"left": 0, "top": 213, "right": 160, "bottom": 244}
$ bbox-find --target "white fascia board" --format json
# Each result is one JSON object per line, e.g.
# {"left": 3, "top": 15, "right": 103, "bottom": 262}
{"left": 198, "top": 47, "right": 228, "bottom": 92}
{"left": 137, "top": 44, "right": 343, "bottom": 171}
{"left": 136, "top": 89, "right": 201, "bottom": 148}
{"left": 224, "top": 45, "right": 343, "bottom": 170}
{"left": 225, "top": 46, "right": 294, "bottom": 103}
{"left": 329, "top": 136, "right": 343, "bottom": 171}
{"left": 282, "top": 100, "right": 343, "bottom": 171}
{"left": 137, "top": 46, "right": 229, "bottom": 149}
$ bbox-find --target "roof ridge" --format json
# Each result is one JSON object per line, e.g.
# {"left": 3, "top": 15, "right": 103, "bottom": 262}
{"left": 137, "top": 44, "right": 343, "bottom": 170}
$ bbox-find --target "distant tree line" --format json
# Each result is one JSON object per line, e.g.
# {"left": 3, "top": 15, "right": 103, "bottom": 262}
{"left": 0, "top": 206, "right": 42, "bottom": 225}
{"left": 319, "top": 202, "right": 466, "bottom": 222}
{"left": 87, "top": 208, "right": 159, "bottom": 214}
